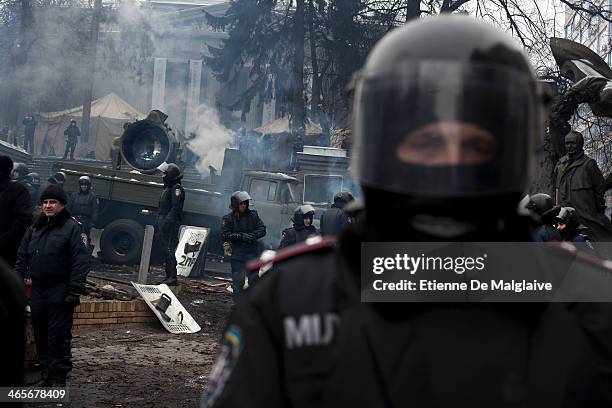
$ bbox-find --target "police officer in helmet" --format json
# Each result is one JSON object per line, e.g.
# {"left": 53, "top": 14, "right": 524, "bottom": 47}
{"left": 525, "top": 193, "right": 561, "bottom": 242}
{"left": 156, "top": 163, "right": 185, "bottom": 286}
{"left": 278, "top": 204, "right": 318, "bottom": 249}
{"left": 204, "top": 16, "right": 612, "bottom": 408}
{"left": 221, "top": 191, "right": 266, "bottom": 294}
{"left": 320, "top": 191, "right": 355, "bottom": 236}
{"left": 68, "top": 176, "right": 99, "bottom": 253}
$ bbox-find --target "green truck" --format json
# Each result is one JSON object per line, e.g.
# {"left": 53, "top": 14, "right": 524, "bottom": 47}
{"left": 53, "top": 113, "right": 352, "bottom": 264}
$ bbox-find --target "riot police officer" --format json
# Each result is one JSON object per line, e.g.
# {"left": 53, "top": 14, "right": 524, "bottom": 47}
{"left": 11, "top": 162, "right": 30, "bottom": 183}
{"left": 26, "top": 172, "right": 41, "bottom": 206}
{"left": 68, "top": 176, "right": 99, "bottom": 252}
{"left": 320, "top": 191, "right": 355, "bottom": 236}
{"left": 221, "top": 191, "right": 266, "bottom": 294}
{"left": 278, "top": 204, "right": 318, "bottom": 249}
{"left": 555, "top": 206, "right": 593, "bottom": 246}
{"left": 203, "top": 16, "right": 612, "bottom": 408}
{"left": 62, "top": 119, "right": 80, "bottom": 160}
{"left": 156, "top": 163, "right": 185, "bottom": 286}
{"left": 525, "top": 193, "right": 561, "bottom": 242}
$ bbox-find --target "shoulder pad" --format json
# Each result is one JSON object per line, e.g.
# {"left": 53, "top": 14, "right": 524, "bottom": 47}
{"left": 548, "top": 241, "right": 612, "bottom": 272}
{"left": 246, "top": 236, "right": 336, "bottom": 272}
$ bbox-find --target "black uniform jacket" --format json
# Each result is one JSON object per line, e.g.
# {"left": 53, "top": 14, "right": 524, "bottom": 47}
{"left": 320, "top": 206, "right": 349, "bottom": 237}
{"left": 278, "top": 224, "right": 318, "bottom": 249}
{"left": 204, "top": 220, "right": 612, "bottom": 408}
{"left": 68, "top": 191, "right": 99, "bottom": 227}
{"left": 15, "top": 209, "right": 90, "bottom": 295}
{"left": 0, "top": 178, "right": 32, "bottom": 265}
{"left": 221, "top": 209, "right": 266, "bottom": 261}
{"left": 157, "top": 181, "right": 185, "bottom": 234}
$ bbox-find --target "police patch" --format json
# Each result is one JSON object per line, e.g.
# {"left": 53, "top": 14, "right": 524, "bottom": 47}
{"left": 205, "top": 325, "right": 243, "bottom": 407}
{"left": 175, "top": 188, "right": 181, "bottom": 197}
{"left": 81, "top": 233, "right": 88, "bottom": 247}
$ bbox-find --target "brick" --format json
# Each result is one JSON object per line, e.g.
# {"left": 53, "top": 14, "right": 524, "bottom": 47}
{"left": 75, "top": 312, "right": 94, "bottom": 319}
{"left": 102, "top": 318, "right": 118, "bottom": 324}
{"left": 74, "top": 305, "right": 82, "bottom": 313}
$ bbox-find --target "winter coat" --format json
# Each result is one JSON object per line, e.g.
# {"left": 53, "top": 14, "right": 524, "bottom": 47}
{"left": 63, "top": 125, "right": 80, "bottom": 143}
{"left": 320, "top": 206, "right": 350, "bottom": 237}
{"left": 156, "top": 181, "right": 185, "bottom": 236}
{"left": 555, "top": 153, "right": 612, "bottom": 242}
{"left": 221, "top": 209, "right": 266, "bottom": 261}
{"left": 204, "top": 219, "right": 612, "bottom": 408}
{"left": 15, "top": 209, "right": 89, "bottom": 294}
{"left": 68, "top": 191, "right": 99, "bottom": 228}
{"left": 0, "top": 178, "right": 32, "bottom": 266}
{"left": 278, "top": 224, "right": 318, "bottom": 249}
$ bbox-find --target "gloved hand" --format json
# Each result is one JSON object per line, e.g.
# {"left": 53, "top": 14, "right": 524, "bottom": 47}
{"left": 241, "top": 233, "right": 256, "bottom": 243}
{"left": 65, "top": 292, "right": 80, "bottom": 306}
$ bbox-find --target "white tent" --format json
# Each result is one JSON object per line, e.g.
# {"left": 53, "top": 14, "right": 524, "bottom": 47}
{"left": 35, "top": 93, "right": 144, "bottom": 159}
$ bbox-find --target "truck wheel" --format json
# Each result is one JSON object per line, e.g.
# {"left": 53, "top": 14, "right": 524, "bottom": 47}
{"left": 100, "top": 219, "right": 144, "bottom": 265}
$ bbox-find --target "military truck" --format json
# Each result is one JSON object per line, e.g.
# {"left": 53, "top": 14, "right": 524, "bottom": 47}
{"left": 53, "top": 112, "right": 352, "bottom": 265}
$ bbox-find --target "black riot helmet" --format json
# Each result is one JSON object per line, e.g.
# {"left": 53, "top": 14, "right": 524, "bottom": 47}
{"left": 555, "top": 207, "right": 581, "bottom": 231}
{"left": 352, "top": 16, "right": 544, "bottom": 205}
{"left": 11, "top": 163, "right": 29, "bottom": 181}
{"left": 525, "top": 193, "right": 554, "bottom": 216}
{"left": 332, "top": 191, "right": 355, "bottom": 209}
{"left": 161, "top": 163, "right": 182, "bottom": 186}
{"left": 292, "top": 204, "right": 316, "bottom": 226}
{"left": 53, "top": 171, "right": 66, "bottom": 185}
{"left": 230, "top": 191, "right": 251, "bottom": 211}
{"left": 26, "top": 172, "right": 40, "bottom": 186}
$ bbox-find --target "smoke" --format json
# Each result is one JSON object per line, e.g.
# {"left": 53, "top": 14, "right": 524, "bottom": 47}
{"left": 186, "top": 104, "right": 235, "bottom": 173}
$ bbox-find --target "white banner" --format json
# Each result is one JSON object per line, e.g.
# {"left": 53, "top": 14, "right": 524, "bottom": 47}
{"left": 185, "top": 60, "right": 202, "bottom": 133}
{"left": 151, "top": 57, "right": 167, "bottom": 111}
{"left": 175, "top": 225, "right": 210, "bottom": 277}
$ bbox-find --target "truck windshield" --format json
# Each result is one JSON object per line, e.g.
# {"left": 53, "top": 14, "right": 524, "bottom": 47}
{"left": 303, "top": 175, "right": 343, "bottom": 205}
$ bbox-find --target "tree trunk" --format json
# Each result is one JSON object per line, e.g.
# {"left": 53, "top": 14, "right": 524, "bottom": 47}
{"left": 405, "top": 0, "right": 420, "bottom": 21}
{"left": 308, "top": 0, "right": 320, "bottom": 121}
{"left": 290, "top": 0, "right": 306, "bottom": 135}
{"left": 6, "top": 0, "right": 34, "bottom": 129}
{"left": 81, "top": 0, "right": 102, "bottom": 149}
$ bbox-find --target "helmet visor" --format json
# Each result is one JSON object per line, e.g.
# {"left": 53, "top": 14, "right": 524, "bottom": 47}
{"left": 352, "top": 61, "right": 539, "bottom": 197}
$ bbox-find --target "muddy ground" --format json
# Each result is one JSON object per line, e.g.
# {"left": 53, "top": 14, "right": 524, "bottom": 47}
{"left": 26, "top": 261, "right": 233, "bottom": 408}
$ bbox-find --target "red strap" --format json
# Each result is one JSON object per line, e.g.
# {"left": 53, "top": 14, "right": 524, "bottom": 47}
{"left": 246, "top": 236, "right": 336, "bottom": 272}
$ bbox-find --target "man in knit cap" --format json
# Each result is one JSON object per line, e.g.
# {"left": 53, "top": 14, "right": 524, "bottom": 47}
{"left": 15, "top": 184, "right": 90, "bottom": 386}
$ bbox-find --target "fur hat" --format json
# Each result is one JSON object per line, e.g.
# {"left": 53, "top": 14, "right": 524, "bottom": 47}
{"left": 40, "top": 184, "right": 67, "bottom": 204}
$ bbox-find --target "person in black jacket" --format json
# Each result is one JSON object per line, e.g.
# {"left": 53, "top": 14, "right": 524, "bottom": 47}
{"left": 320, "top": 191, "right": 354, "bottom": 237}
{"left": 278, "top": 204, "right": 319, "bottom": 249}
{"left": 156, "top": 163, "right": 185, "bottom": 286}
{"left": 0, "top": 258, "right": 26, "bottom": 388}
{"left": 62, "top": 119, "right": 80, "bottom": 160}
{"left": 22, "top": 114, "right": 37, "bottom": 153}
{"left": 15, "top": 184, "right": 90, "bottom": 387}
{"left": 525, "top": 193, "right": 561, "bottom": 242}
{"left": 68, "top": 175, "right": 99, "bottom": 252}
{"left": 221, "top": 191, "right": 266, "bottom": 295}
{"left": 0, "top": 155, "right": 32, "bottom": 267}
{"left": 203, "top": 16, "right": 612, "bottom": 408}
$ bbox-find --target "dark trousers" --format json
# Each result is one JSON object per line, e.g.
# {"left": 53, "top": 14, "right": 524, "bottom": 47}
{"left": 23, "top": 134, "right": 34, "bottom": 153}
{"left": 31, "top": 300, "right": 74, "bottom": 381}
{"left": 230, "top": 259, "right": 259, "bottom": 295}
{"left": 62, "top": 142, "right": 76, "bottom": 159}
{"left": 160, "top": 228, "right": 179, "bottom": 283}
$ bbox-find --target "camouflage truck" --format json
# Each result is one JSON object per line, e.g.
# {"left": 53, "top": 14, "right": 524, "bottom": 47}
{"left": 53, "top": 112, "right": 352, "bottom": 264}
